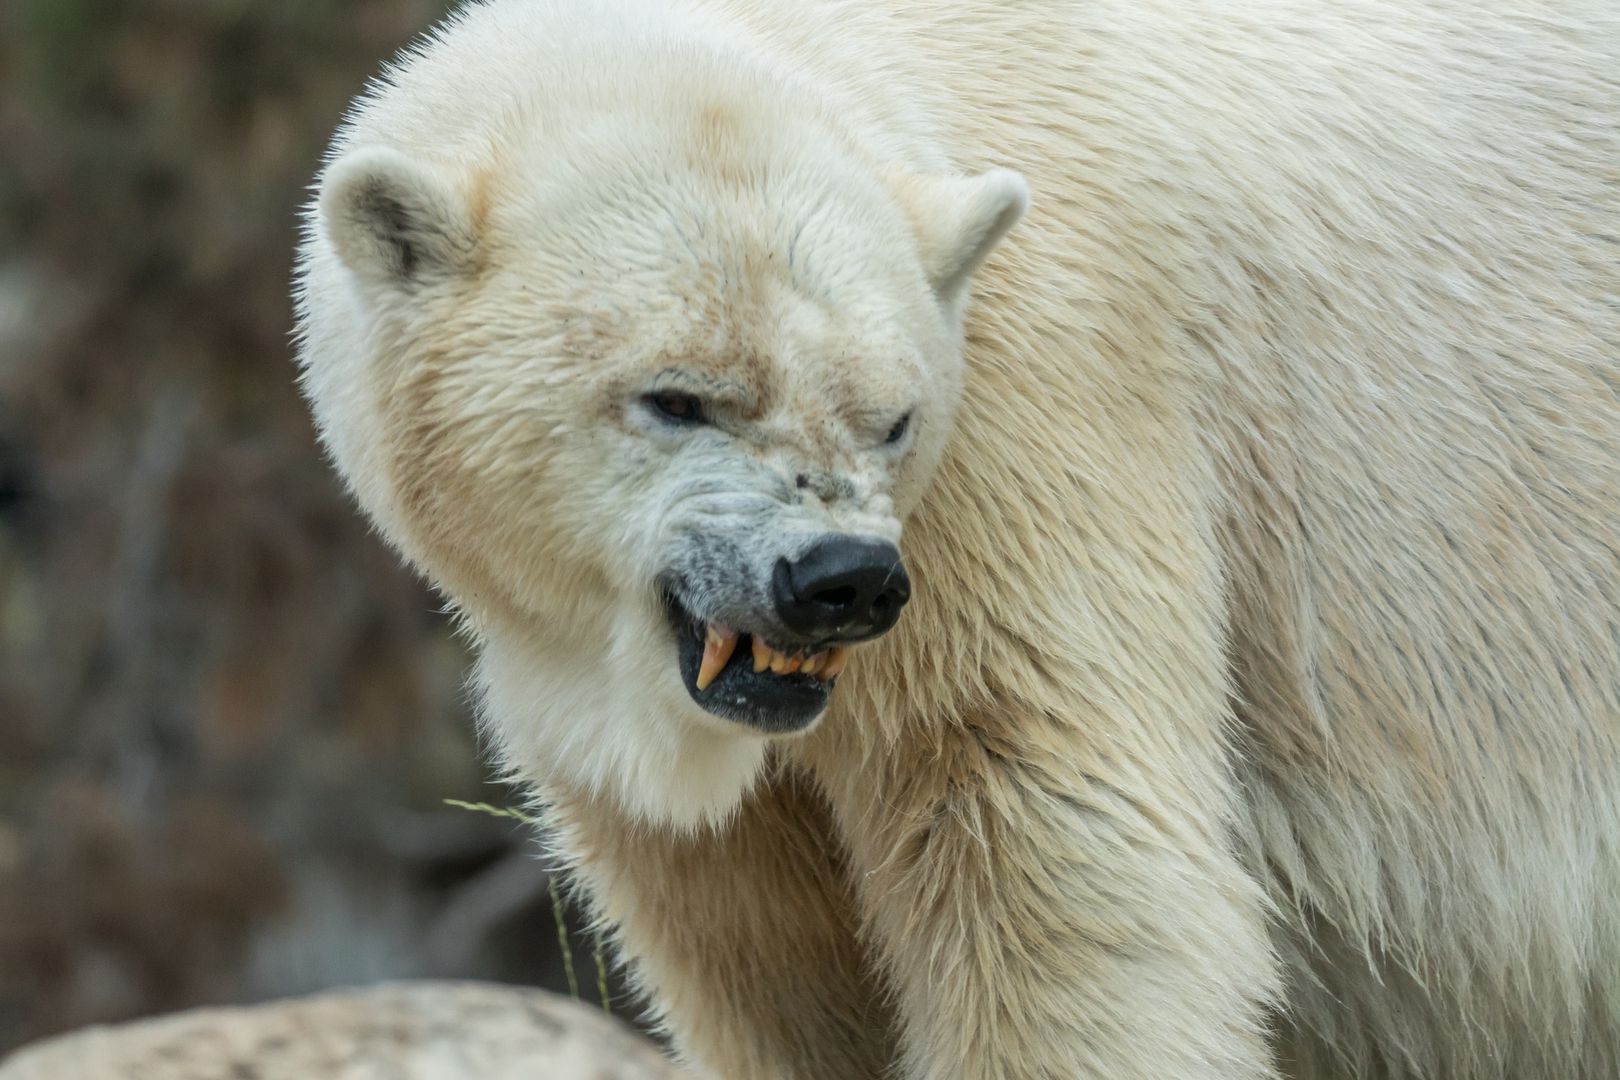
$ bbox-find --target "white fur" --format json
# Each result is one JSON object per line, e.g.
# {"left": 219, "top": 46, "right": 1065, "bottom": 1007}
{"left": 296, "top": 0, "right": 1620, "bottom": 1076}
{"left": 477, "top": 623, "right": 771, "bottom": 828}
{"left": 297, "top": 0, "right": 1001, "bottom": 828}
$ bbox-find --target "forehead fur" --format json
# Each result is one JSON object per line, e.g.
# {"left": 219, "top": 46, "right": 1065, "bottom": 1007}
{"left": 475, "top": 79, "right": 933, "bottom": 321}
{"left": 319, "top": 2, "right": 980, "bottom": 412}
{"left": 426, "top": 68, "right": 941, "bottom": 421}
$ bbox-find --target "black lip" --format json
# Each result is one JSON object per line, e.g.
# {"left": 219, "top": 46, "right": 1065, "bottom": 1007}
{"left": 662, "top": 592, "right": 834, "bottom": 733}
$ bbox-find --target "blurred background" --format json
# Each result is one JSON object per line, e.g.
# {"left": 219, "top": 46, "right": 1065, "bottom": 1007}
{"left": 0, "top": 0, "right": 626, "bottom": 1056}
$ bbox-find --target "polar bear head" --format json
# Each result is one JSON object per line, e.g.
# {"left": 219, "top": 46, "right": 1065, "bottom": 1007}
{"left": 297, "top": 39, "right": 1025, "bottom": 825}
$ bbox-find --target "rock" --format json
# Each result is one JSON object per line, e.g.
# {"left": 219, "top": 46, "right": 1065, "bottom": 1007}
{"left": 0, "top": 981, "right": 690, "bottom": 1079}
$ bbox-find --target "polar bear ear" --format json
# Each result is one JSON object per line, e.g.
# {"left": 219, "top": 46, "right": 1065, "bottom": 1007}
{"left": 319, "top": 146, "right": 479, "bottom": 294}
{"left": 893, "top": 168, "right": 1030, "bottom": 303}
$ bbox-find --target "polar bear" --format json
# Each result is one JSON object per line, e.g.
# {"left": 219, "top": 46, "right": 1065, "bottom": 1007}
{"left": 294, "top": 0, "right": 1620, "bottom": 1077}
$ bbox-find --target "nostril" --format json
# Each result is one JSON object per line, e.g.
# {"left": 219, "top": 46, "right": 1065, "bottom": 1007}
{"left": 811, "top": 585, "right": 858, "bottom": 608}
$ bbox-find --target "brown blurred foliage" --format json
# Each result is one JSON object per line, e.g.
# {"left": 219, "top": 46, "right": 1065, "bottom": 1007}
{"left": 0, "top": 0, "right": 616, "bottom": 1054}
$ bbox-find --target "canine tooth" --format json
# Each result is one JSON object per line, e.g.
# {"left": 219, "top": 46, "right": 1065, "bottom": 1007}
{"left": 752, "top": 638, "right": 771, "bottom": 673}
{"left": 820, "top": 647, "right": 851, "bottom": 680}
{"left": 800, "top": 652, "right": 824, "bottom": 675}
{"left": 769, "top": 649, "right": 790, "bottom": 674}
{"left": 696, "top": 624, "right": 738, "bottom": 691}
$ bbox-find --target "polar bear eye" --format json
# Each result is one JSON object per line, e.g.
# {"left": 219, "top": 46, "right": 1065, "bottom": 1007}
{"left": 645, "top": 391, "right": 708, "bottom": 426}
{"left": 885, "top": 412, "right": 913, "bottom": 445}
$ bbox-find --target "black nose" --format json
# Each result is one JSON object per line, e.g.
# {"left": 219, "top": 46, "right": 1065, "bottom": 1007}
{"left": 773, "top": 536, "right": 911, "bottom": 640}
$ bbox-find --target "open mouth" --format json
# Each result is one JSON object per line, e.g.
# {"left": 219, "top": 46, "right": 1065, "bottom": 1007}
{"left": 663, "top": 593, "right": 850, "bottom": 733}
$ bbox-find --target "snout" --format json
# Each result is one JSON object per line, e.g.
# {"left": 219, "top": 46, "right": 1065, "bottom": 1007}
{"left": 772, "top": 536, "right": 910, "bottom": 641}
{"left": 660, "top": 531, "right": 909, "bottom": 732}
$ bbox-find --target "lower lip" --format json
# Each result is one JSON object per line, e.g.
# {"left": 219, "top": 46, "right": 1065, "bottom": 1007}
{"left": 674, "top": 625, "right": 834, "bottom": 733}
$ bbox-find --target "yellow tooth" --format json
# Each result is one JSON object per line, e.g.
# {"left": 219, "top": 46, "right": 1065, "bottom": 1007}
{"left": 782, "top": 653, "right": 804, "bottom": 675}
{"left": 820, "top": 647, "right": 851, "bottom": 680}
{"left": 769, "top": 648, "right": 790, "bottom": 674}
{"left": 696, "top": 624, "right": 738, "bottom": 691}
{"left": 800, "top": 652, "right": 824, "bottom": 676}
{"left": 752, "top": 638, "right": 771, "bottom": 673}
